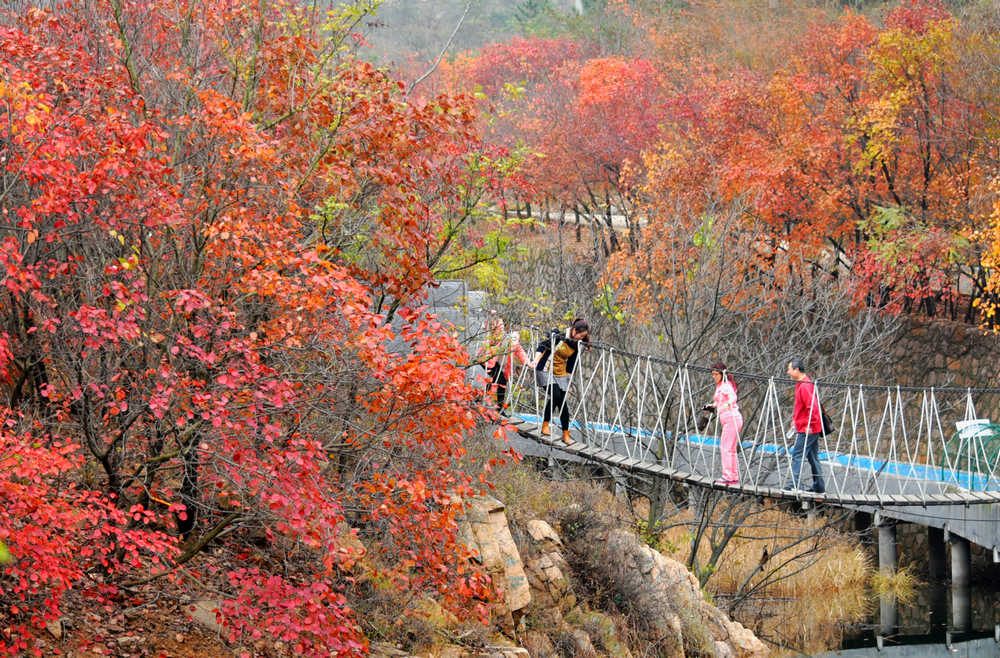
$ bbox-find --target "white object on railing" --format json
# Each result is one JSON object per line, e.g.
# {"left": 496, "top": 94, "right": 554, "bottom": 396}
{"left": 955, "top": 419, "right": 993, "bottom": 439}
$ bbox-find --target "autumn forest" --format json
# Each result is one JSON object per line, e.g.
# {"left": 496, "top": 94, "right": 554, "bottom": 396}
{"left": 2, "top": 0, "right": 1000, "bottom": 656}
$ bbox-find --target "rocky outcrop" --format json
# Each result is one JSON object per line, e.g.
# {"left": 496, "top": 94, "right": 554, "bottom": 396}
{"left": 515, "top": 517, "right": 766, "bottom": 657}
{"left": 601, "top": 529, "right": 768, "bottom": 658}
{"left": 423, "top": 500, "right": 766, "bottom": 658}
{"left": 457, "top": 495, "right": 532, "bottom": 631}
{"left": 523, "top": 520, "right": 577, "bottom": 618}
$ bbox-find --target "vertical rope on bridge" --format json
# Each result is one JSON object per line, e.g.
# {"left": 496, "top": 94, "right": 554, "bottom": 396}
{"left": 635, "top": 356, "right": 652, "bottom": 460}
{"left": 656, "top": 365, "right": 681, "bottom": 467}
{"left": 599, "top": 348, "right": 611, "bottom": 450}
{"left": 913, "top": 388, "right": 935, "bottom": 498}
{"left": 768, "top": 377, "right": 789, "bottom": 491}
{"left": 838, "top": 385, "right": 861, "bottom": 497}
{"left": 926, "top": 387, "right": 945, "bottom": 491}
{"left": 572, "top": 341, "right": 603, "bottom": 448}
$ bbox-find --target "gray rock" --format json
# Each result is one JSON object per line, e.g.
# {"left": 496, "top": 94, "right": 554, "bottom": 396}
{"left": 187, "top": 599, "right": 223, "bottom": 634}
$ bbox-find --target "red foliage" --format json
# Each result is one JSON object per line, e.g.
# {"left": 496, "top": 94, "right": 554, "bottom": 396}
{"left": 885, "top": 0, "right": 950, "bottom": 33}
{"left": 1, "top": 1, "right": 499, "bottom": 654}
{"left": 445, "top": 38, "right": 667, "bottom": 206}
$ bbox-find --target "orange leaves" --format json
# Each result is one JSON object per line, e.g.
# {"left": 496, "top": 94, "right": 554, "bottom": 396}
{"left": 599, "top": 1, "right": 1000, "bottom": 322}
{"left": 447, "top": 36, "right": 670, "bottom": 206}
{"left": 886, "top": 0, "right": 951, "bottom": 33}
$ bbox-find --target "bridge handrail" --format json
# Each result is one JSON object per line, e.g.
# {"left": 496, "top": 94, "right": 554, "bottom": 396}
{"left": 492, "top": 324, "right": 1000, "bottom": 506}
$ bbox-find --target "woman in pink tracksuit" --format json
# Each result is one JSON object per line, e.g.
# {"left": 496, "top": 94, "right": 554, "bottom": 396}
{"left": 707, "top": 361, "right": 742, "bottom": 485}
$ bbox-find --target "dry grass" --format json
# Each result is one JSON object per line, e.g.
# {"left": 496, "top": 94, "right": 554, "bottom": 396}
{"left": 654, "top": 504, "right": 873, "bottom": 656}
{"left": 464, "top": 426, "right": 630, "bottom": 528}
{"left": 870, "top": 565, "right": 920, "bottom": 604}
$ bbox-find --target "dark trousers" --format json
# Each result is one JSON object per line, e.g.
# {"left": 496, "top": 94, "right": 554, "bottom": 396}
{"left": 487, "top": 363, "right": 507, "bottom": 410}
{"left": 542, "top": 382, "right": 570, "bottom": 431}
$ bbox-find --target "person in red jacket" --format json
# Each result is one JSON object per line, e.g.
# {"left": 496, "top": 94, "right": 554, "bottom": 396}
{"left": 784, "top": 358, "right": 826, "bottom": 493}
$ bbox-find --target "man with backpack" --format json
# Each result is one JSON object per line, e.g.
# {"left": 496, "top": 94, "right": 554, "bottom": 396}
{"left": 533, "top": 318, "right": 590, "bottom": 445}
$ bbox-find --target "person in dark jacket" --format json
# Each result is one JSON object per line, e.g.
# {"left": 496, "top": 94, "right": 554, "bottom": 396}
{"left": 534, "top": 318, "right": 590, "bottom": 445}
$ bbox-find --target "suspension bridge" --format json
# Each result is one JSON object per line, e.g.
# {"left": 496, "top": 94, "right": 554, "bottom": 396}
{"left": 415, "top": 280, "right": 1000, "bottom": 580}
{"left": 483, "top": 326, "right": 1000, "bottom": 570}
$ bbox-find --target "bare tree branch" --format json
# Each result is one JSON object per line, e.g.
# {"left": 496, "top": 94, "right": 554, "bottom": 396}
{"left": 407, "top": 1, "right": 472, "bottom": 96}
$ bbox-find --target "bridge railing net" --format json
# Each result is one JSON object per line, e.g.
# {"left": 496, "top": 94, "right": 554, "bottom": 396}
{"left": 503, "top": 328, "right": 1000, "bottom": 500}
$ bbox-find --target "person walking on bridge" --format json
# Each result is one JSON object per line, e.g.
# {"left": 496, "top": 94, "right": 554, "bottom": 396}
{"left": 482, "top": 313, "right": 531, "bottom": 416}
{"left": 534, "top": 318, "right": 590, "bottom": 446}
{"left": 785, "top": 358, "right": 826, "bottom": 493}
{"left": 705, "top": 362, "right": 742, "bottom": 486}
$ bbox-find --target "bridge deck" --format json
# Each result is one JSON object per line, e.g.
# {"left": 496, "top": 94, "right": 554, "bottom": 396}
{"left": 508, "top": 417, "right": 1000, "bottom": 507}
{"left": 508, "top": 417, "right": 1000, "bottom": 552}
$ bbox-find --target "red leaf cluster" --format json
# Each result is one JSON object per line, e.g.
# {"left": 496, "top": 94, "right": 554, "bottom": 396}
{"left": 1, "top": 1, "right": 501, "bottom": 654}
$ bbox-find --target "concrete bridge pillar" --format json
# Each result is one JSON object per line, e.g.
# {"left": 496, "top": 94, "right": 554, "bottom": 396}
{"left": 949, "top": 535, "right": 971, "bottom": 587}
{"left": 928, "top": 526, "right": 947, "bottom": 581}
{"left": 948, "top": 533, "right": 972, "bottom": 632}
{"left": 876, "top": 517, "right": 897, "bottom": 574}
{"left": 875, "top": 515, "right": 898, "bottom": 636}
{"left": 951, "top": 583, "right": 972, "bottom": 632}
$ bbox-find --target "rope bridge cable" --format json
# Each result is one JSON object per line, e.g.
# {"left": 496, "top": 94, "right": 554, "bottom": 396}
{"left": 487, "top": 323, "right": 1000, "bottom": 508}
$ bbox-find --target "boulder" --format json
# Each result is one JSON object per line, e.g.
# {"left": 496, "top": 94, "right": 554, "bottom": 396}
{"left": 567, "top": 610, "right": 633, "bottom": 658}
{"left": 421, "top": 644, "right": 529, "bottom": 658}
{"left": 525, "top": 519, "right": 562, "bottom": 548}
{"left": 521, "top": 630, "right": 557, "bottom": 657}
{"left": 568, "top": 628, "right": 598, "bottom": 657}
{"left": 45, "top": 619, "right": 62, "bottom": 640}
{"left": 524, "top": 551, "right": 576, "bottom": 615}
{"left": 600, "top": 529, "right": 767, "bottom": 658}
{"left": 186, "top": 599, "right": 223, "bottom": 635}
{"left": 456, "top": 496, "right": 531, "bottom": 620}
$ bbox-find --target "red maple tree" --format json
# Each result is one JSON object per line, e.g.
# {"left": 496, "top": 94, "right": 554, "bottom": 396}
{"left": 1, "top": 1, "right": 504, "bottom": 654}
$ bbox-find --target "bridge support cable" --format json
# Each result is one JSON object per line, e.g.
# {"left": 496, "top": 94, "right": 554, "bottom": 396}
{"left": 901, "top": 386, "right": 924, "bottom": 495}
{"left": 635, "top": 357, "right": 653, "bottom": 459}
{"left": 961, "top": 390, "right": 986, "bottom": 484}
{"left": 763, "top": 378, "right": 789, "bottom": 492}
{"left": 609, "top": 354, "right": 641, "bottom": 459}
{"left": 568, "top": 343, "right": 601, "bottom": 446}
{"left": 834, "top": 386, "right": 859, "bottom": 497}
{"left": 654, "top": 366, "right": 681, "bottom": 466}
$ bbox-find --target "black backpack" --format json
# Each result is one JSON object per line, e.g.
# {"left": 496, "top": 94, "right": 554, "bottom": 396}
{"left": 534, "top": 328, "right": 565, "bottom": 371}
